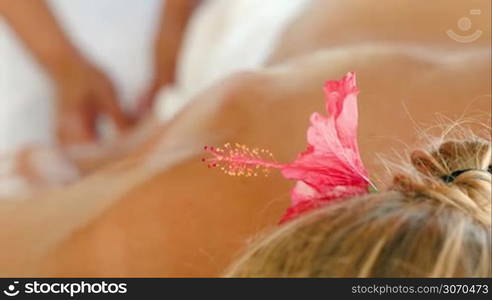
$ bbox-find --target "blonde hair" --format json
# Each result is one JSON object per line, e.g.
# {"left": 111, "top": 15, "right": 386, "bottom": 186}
{"left": 227, "top": 135, "right": 491, "bottom": 277}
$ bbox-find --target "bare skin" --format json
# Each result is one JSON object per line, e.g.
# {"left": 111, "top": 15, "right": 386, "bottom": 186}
{"left": 0, "top": 0, "right": 490, "bottom": 276}
{"left": 270, "top": 0, "right": 491, "bottom": 63}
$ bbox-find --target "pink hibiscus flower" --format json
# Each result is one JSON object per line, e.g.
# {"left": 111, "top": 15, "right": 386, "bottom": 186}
{"left": 203, "top": 72, "right": 372, "bottom": 224}
{"left": 278, "top": 72, "right": 371, "bottom": 222}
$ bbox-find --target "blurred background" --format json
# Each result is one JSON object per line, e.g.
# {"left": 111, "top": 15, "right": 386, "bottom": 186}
{"left": 0, "top": 0, "right": 161, "bottom": 152}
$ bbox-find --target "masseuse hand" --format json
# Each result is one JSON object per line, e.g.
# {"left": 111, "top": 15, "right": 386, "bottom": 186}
{"left": 135, "top": 0, "right": 199, "bottom": 117}
{"left": 0, "top": 0, "right": 131, "bottom": 146}
{"left": 55, "top": 62, "right": 131, "bottom": 145}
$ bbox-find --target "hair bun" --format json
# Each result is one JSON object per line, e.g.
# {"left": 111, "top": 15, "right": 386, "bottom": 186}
{"left": 393, "top": 138, "right": 491, "bottom": 227}
{"left": 411, "top": 140, "right": 490, "bottom": 177}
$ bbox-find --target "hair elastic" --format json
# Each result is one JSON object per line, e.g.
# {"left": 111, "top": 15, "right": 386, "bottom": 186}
{"left": 441, "top": 166, "right": 492, "bottom": 183}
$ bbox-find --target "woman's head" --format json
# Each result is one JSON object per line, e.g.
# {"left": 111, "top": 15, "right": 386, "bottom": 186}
{"left": 228, "top": 137, "right": 491, "bottom": 277}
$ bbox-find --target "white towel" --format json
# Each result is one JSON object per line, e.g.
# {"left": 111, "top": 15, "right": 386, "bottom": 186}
{"left": 153, "top": 0, "right": 310, "bottom": 121}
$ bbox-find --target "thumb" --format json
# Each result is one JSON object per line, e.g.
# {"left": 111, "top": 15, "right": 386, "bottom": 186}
{"left": 99, "top": 88, "right": 132, "bottom": 133}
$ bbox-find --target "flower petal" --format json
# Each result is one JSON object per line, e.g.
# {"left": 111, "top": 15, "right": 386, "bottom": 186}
{"left": 279, "top": 72, "right": 370, "bottom": 223}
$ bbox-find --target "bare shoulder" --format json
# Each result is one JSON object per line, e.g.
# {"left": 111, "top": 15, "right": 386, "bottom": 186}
{"left": 269, "top": 0, "right": 491, "bottom": 63}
